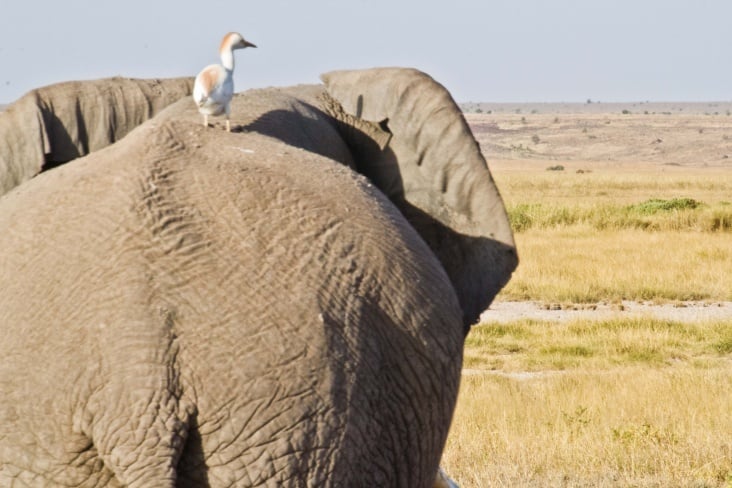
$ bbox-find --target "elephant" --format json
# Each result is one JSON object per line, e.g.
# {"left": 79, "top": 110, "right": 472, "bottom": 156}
{"left": 0, "top": 76, "right": 194, "bottom": 196}
{"left": 0, "top": 68, "right": 517, "bottom": 486}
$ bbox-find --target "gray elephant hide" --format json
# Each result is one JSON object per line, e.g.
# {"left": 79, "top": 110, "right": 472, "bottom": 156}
{"left": 156, "top": 73, "right": 518, "bottom": 327}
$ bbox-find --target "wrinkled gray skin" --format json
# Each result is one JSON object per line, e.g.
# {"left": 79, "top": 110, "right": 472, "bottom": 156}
{"left": 0, "top": 68, "right": 516, "bottom": 487}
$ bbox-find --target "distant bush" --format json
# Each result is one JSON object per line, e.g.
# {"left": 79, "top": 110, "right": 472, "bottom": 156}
{"left": 532, "top": 134, "right": 541, "bottom": 144}
{"left": 546, "top": 165, "right": 565, "bottom": 171}
{"left": 510, "top": 144, "right": 535, "bottom": 154}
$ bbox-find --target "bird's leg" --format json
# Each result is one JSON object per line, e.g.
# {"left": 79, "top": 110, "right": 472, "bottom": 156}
{"left": 225, "top": 105, "right": 232, "bottom": 132}
{"left": 226, "top": 118, "right": 231, "bottom": 133}
{"left": 203, "top": 114, "right": 209, "bottom": 128}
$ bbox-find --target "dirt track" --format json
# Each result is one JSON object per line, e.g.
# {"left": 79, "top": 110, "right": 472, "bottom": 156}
{"left": 481, "top": 300, "right": 732, "bottom": 324}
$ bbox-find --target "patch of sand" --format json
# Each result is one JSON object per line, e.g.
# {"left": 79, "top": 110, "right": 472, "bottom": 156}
{"left": 480, "top": 300, "right": 732, "bottom": 324}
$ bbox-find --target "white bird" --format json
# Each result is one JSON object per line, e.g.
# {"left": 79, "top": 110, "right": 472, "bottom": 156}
{"left": 193, "top": 32, "right": 256, "bottom": 132}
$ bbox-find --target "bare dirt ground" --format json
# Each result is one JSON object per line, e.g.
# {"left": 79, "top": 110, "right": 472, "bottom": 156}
{"left": 461, "top": 100, "right": 732, "bottom": 116}
{"left": 465, "top": 102, "right": 732, "bottom": 169}
{"left": 481, "top": 300, "right": 732, "bottom": 324}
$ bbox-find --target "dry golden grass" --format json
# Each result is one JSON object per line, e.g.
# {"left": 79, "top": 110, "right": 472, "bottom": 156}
{"left": 462, "top": 317, "right": 732, "bottom": 373}
{"left": 443, "top": 365, "right": 732, "bottom": 487}
{"left": 492, "top": 163, "right": 732, "bottom": 304}
{"left": 442, "top": 116, "right": 732, "bottom": 486}
{"left": 501, "top": 228, "right": 732, "bottom": 303}
{"left": 442, "top": 318, "right": 732, "bottom": 487}
{"left": 494, "top": 169, "right": 732, "bottom": 208}
{"left": 506, "top": 200, "right": 732, "bottom": 232}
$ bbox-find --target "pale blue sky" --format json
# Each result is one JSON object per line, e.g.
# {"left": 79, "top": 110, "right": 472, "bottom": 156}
{"left": 1, "top": 0, "right": 731, "bottom": 103}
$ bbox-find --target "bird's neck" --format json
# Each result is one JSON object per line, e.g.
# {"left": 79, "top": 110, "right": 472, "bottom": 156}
{"left": 220, "top": 47, "right": 235, "bottom": 71}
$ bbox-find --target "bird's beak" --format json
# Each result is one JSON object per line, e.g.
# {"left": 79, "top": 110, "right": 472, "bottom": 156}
{"left": 244, "top": 41, "right": 257, "bottom": 48}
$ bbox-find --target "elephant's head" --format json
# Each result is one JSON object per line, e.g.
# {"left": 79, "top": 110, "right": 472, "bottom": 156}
{"left": 318, "top": 68, "right": 517, "bottom": 328}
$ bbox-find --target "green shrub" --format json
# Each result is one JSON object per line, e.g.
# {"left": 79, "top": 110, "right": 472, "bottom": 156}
{"left": 629, "top": 198, "right": 700, "bottom": 215}
{"left": 714, "top": 337, "right": 732, "bottom": 354}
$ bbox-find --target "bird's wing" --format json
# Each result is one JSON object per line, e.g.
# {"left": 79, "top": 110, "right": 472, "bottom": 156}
{"left": 193, "top": 65, "right": 221, "bottom": 106}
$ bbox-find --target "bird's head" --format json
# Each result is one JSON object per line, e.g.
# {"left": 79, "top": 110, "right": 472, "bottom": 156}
{"left": 221, "top": 32, "right": 257, "bottom": 52}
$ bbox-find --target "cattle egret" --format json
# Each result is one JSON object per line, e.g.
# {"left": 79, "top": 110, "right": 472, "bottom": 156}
{"left": 193, "top": 32, "right": 256, "bottom": 132}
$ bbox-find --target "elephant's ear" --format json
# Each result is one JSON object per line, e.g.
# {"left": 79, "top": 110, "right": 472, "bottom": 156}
{"left": 0, "top": 92, "right": 50, "bottom": 196}
{"left": 320, "top": 68, "right": 517, "bottom": 328}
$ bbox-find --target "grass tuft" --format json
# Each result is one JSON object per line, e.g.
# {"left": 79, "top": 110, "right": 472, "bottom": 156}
{"left": 714, "top": 337, "right": 732, "bottom": 354}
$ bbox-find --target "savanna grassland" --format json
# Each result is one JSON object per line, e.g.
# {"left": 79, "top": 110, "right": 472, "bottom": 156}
{"left": 442, "top": 105, "right": 732, "bottom": 487}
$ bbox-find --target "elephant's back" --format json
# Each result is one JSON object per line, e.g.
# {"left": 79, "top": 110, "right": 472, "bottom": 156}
{"left": 166, "top": 124, "right": 464, "bottom": 484}
{"left": 141, "top": 117, "right": 465, "bottom": 368}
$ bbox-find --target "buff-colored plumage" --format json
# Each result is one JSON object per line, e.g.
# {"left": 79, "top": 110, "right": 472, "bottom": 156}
{"left": 193, "top": 32, "right": 256, "bottom": 132}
